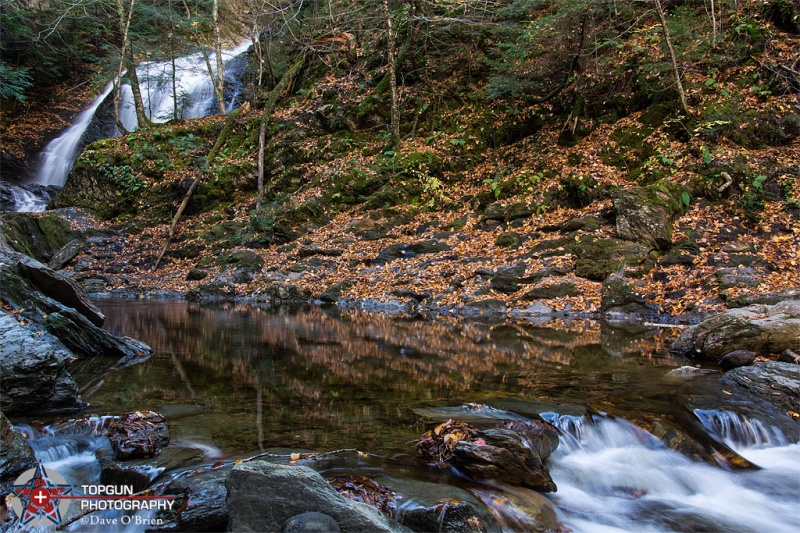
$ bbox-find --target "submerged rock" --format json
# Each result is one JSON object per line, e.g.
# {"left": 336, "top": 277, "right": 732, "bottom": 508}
{"left": 155, "top": 463, "right": 232, "bottom": 531}
{"left": 225, "top": 461, "right": 409, "bottom": 532}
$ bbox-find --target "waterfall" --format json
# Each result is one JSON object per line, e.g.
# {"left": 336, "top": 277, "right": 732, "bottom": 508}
{"left": 33, "top": 81, "right": 116, "bottom": 188}
{"left": 22, "top": 41, "right": 251, "bottom": 210}
{"left": 117, "top": 41, "right": 251, "bottom": 133}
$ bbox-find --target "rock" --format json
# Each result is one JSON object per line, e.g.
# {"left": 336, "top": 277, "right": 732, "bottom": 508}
{"left": 482, "top": 202, "right": 506, "bottom": 221}
{"left": 1, "top": 410, "right": 36, "bottom": 494}
{"left": 779, "top": 349, "right": 800, "bottom": 364}
{"left": 459, "top": 299, "right": 507, "bottom": 319}
{"left": 671, "top": 301, "right": 800, "bottom": 360}
{"left": 107, "top": 410, "right": 170, "bottom": 460}
{"left": 0, "top": 312, "right": 83, "bottom": 414}
{"left": 601, "top": 272, "right": 660, "bottom": 320}
{"left": 217, "top": 249, "right": 265, "bottom": 274}
{"left": 495, "top": 231, "right": 521, "bottom": 249}
{"left": 17, "top": 255, "right": 105, "bottom": 327}
{"left": 397, "top": 501, "right": 483, "bottom": 533}
{"left": 0, "top": 212, "right": 71, "bottom": 262}
{"left": 283, "top": 512, "right": 341, "bottom": 533}
{"left": 719, "top": 350, "right": 757, "bottom": 371}
{"left": 187, "top": 268, "right": 209, "bottom": 281}
{"left": 613, "top": 180, "right": 685, "bottom": 250}
{"left": 501, "top": 419, "right": 559, "bottom": 460}
{"left": 716, "top": 267, "right": 762, "bottom": 290}
{"left": 320, "top": 281, "right": 354, "bottom": 303}
{"left": 155, "top": 464, "right": 232, "bottom": 531}
{"left": 225, "top": 461, "right": 409, "bottom": 532}
{"left": 297, "top": 246, "right": 343, "bottom": 258}
{"left": 451, "top": 428, "right": 557, "bottom": 492}
{"left": 666, "top": 366, "right": 717, "bottom": 376}
{"left": 660, "top": 245, "right": 697, "bottom": 267}
{"left": 562, "top": 216, "right": 600, "bottom": 232}
{"left": 373, "top": 240, "right": 450, "bottom": 266}
{"left": 724, "top": 288, "right": 800, "bottom": 308}
{"left": 48, "top": 239, "right": 82, "bottom": 270}
{"left": 489, "top": 263, "right": 527, "bottom": 294}
{"left": 522, "top": 282, "right": 580, "bottom": 300}
{"left": 255, "top": 283, "right": 311, "bottom": 302}
{"left": 721, "top": 361, "right": 800, "bottom": 415}
{"left": 71, "top": 273, "right": 109, "bottom": 293}
{"left": 569, "top": 236, "right": 654, "bottom": 281}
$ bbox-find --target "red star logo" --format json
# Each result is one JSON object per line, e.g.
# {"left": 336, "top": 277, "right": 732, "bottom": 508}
{"left": 9, "top": 464, "right": 72, "bottom": 525}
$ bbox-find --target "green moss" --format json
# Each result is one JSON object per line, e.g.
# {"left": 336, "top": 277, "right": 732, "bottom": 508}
{"left": 36, "top": 216, "right": 70, "bottom": 251}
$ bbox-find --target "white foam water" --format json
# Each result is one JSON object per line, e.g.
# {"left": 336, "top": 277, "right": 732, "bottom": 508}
{"left": 543, "top": 414, "right": 800, "bottom": 533}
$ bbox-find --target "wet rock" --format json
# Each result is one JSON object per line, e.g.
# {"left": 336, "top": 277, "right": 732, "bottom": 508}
{"left": 283, "top": 512, "right": 340, "bottom": 533}
{"left": 1, "top": 410, "right": 36, "bottom": 494}
{"left": 666, "top": 366, "right": 717, "bottom": 376}
{"left": 155, "top": 464, "right": 232, "bottom": 531}
{"left": 724, "top": 287, "right": 800, "bottom": 308}
{"left": 502, "top": 419, "right": 559, "bottom": 460}
{"left": 108, "top": 410, "right": 170, "bottom": 460}
{"left": 721, "top": 361, "right": 800, "bottom": 415}
{"left": 398, "top": 501, "right": 483, "bottom": 533}
{"left": 451, "top": 428, "right": 557, "bottom": 492}
{"left": 0, "top": 312, "right": 82, "bottom": 414}
{"left": 17, "top": 255, "right": 105, "bottom": 327}
{"left": 320, "top": 281, "right": 354, "bottom": 303}
{"left": 100, "top": 445, "right": 204, "bottom": 493}
{"left": 459, "top": 299, "right": 507, "bottom": 319}
{"left": 522, "top": 282, "right": 580, "bottom": 300}
{"left": 719, "top": 350, "right": 757, "bottom": 371}
{"left": 671, "top": 301, "right": 800, "bottom": 360}
{"left": 778, "top": 349, "right": 800, "bottom": 364}
{"left": 329, "top": 476, "right": 398, "bottom": 518}
{"left": 48, "top": 239, "right": 82, "bottom": 270}
{"left": 601, "top": 272, "right": 660, "bottom": 320}
{"left": 613, "top": 180, "right": 685, "bottom": 250}
{"left": 225, "top": 461, "right": 409, "bottom": 532}
{"left": 373, "top": 240, "right": 450, "bottom": 266}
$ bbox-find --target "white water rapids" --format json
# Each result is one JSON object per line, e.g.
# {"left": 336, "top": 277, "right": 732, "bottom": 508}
{"left": 542, "top": 412, "right": 800, "bottom": 533}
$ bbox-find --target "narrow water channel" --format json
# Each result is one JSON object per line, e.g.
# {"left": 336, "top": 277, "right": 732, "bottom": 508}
{"left": 18, "top": 299, "right": 800, "bottom": 532}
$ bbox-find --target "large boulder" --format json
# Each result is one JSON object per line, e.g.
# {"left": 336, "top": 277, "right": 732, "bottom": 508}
{"left": 721, "top": 362, "right": 800, "bottom": 416}
{"left": 225, "top": 461, "right": 409, "bottom": 532}
{"left": 613, "top": 180, "right": 686, "bottom": 250}
{"left": 0, "top": 312, "right": 83, "bottom": 414}
{"left": 672, "top": 300, "right": 800, "bottom": 360}
{"left": 569, "top": 236, "right": 655, "bottom": 281}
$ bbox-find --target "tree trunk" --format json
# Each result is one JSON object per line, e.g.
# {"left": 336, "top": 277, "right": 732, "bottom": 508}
{"left": 382, "top": 0, "right": 400, "bottom": 146}
{"left": 653, "top": 0, "right": 691, "bottom": 116}
{"left": 212, "top": 0, "right": 227, "bottom": 115}
{"left": 126, "top": 47, "right": 150, "bottom": 128}
{"left": 257, "top": 55, "right": 307, "bottom": 204}
{"left": 113, "top": 0, "right": 136, "bottom": 134}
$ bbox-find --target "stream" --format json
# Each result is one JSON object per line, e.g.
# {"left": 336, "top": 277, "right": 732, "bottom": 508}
{"left": 12, "top": 299, "right": 800, "bottom": 532}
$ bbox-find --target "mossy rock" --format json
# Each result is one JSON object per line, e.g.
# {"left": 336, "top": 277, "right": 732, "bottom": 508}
{"left": 570, "top": 236, "right": 654, "bottom": 281}
{"left": 495, "top": 231, "right": 521, "bottom": 249}
{"left": 613, "top": 180, "right": 687, "bottom": 250}
{"left": 216, "top": 250, "right": 265, "bottom": 273}
{"left": 522, "top": 282, "right": 580, "bottom": 300}
{"left": 0, "top": 213, "right": 71, "bottom": 262}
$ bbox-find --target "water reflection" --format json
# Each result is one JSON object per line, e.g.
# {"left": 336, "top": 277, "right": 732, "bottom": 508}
{"left": 71, "top": 300, "right": 684, "bottom": 458}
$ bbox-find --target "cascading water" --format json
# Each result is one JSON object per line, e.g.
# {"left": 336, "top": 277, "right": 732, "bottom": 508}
{"left": 32, "top": 81, "right": 116, "bottom": 189}
{"left": 116, "top": 41, "right": 251, "bottom": 134}
{"left": 539, "top": 413, "right": 800, "bottom": 533}
{"left": 17, "top": 42, "right": 251, "bottom": 212}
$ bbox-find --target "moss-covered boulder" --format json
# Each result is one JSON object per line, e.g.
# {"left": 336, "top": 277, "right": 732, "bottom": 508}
{"left": 569, "top": 236, "right": 654, "bottom": 281}
{"left": 0, "top": 213, "right": 71, "bottom": 262}
{"left": 613, "top": 180, "right": 686, "bottom": 250}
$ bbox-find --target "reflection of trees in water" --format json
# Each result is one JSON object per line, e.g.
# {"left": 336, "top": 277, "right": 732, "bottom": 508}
{"left": 94, "top": 301, "right": 679, "bottom": 453}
